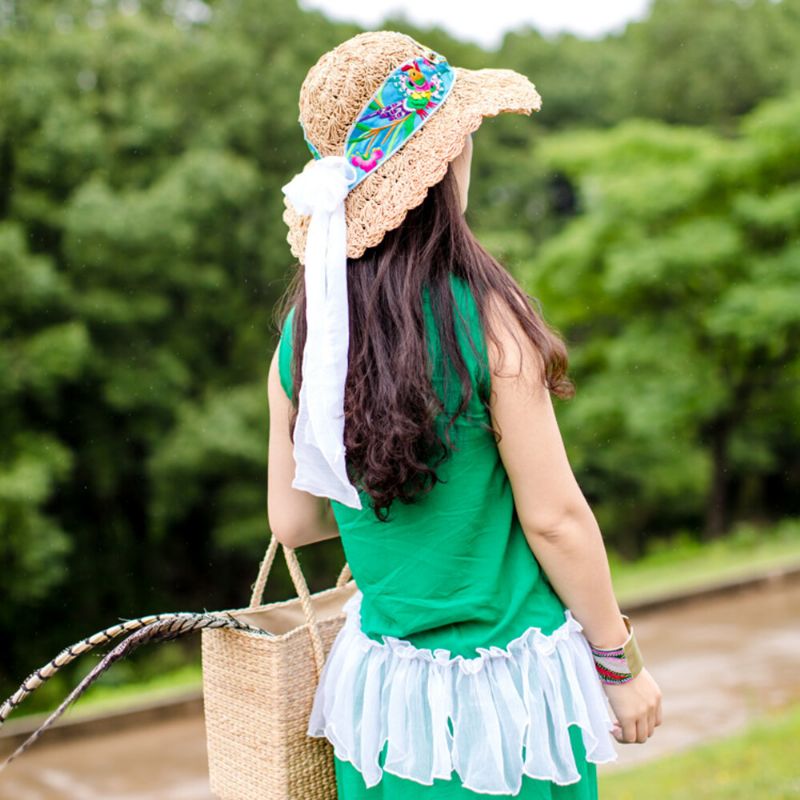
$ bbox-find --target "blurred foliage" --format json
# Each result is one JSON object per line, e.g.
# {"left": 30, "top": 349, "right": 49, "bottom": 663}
{"left": 608, "top": 517, "right": 800, "bottom": 605}
{"left": 527, "top": 94, "right": 800, "bottom": 551}
{"left": 1, "top": 0, "right": 799, "bottom": 700}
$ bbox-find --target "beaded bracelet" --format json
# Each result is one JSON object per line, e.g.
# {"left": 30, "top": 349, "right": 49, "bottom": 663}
{"left": 588, "top": 614, "right": 644, "bottom": 685}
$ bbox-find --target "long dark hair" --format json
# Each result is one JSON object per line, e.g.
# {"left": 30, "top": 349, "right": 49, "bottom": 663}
{"left": 274, "top": 161, "right": 575, "bottom": 522}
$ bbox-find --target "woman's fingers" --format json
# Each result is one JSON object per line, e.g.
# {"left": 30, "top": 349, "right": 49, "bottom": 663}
{"left": 636, "top": 716, "right": 649, "bottom": 743}
{"left": 647, "top": 708, "right": 656, "bottom": 738}
{"left": 622, "top": 717, "right": 638, "bottom": 744}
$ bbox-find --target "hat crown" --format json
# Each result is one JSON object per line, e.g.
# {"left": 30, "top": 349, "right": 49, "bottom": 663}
{"left": 298, "top": 31, "right": 437, "bottom": 158}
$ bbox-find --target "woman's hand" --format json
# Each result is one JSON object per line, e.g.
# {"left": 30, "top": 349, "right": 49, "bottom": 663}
{"left": 603, "top": 667, "right": 663, "bottom": 744}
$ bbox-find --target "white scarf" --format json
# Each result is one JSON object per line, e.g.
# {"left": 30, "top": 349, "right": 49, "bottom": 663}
{"left": 281, "top": 156, "right": 363, "bottom": 510}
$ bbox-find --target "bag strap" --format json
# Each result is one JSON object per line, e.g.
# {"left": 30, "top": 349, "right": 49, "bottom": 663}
{"left": 248, "top": 532, "right": 352, "bottom": 675}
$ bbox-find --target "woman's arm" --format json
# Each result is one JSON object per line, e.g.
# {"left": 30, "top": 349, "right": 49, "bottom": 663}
{"left": 484, "top": 293, "right": 629, "bottom": 649}
{"left": 267, "top": 347, "right": 340, "bottom": 549}
{"left": 485, "top": 291, "right": 663, "bottom": 746}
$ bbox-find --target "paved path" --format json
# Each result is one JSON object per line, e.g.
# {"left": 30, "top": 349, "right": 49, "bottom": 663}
{"left": 1, "top": 575, "right": 798, "bottom": 798}
{"left": 599, "top": 573, "right": 800, "bottom": 775}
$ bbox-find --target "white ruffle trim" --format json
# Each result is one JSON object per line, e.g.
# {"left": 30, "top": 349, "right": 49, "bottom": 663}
{"left": 307, "top": 589, "right": 619, "bottom": 795}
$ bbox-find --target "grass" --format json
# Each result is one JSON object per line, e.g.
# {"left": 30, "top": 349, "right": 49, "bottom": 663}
{"left": 58, "top": 662, "right": 203, "bottom": 719}
{"left": 601, "top": 701, "right": 800, "bottom": 800}
{"left": 607, "top": 517, "right": 800, "bottom": 607}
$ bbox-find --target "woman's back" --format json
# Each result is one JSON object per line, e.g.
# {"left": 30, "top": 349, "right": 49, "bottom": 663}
{"left": 280, "top": 272, "right": 569, "bottom": 655}
{"left": 277, "top": 272, "right": 617, "bottom": 797}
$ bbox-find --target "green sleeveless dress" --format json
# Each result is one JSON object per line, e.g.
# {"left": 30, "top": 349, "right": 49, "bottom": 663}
{"left": 277, "top": 273, "right": 617, "bottom": 798}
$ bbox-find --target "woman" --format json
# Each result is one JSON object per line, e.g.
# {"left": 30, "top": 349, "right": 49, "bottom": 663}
{"left": 268, "top": 31, "right": 662, "bottom": 799}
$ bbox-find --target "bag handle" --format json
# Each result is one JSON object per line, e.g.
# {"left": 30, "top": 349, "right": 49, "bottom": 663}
{"left": 248, "top": 532, "right": 352, "bottom": 675}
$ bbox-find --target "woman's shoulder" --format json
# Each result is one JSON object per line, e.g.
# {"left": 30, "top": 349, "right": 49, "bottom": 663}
{"left": 481, "top": 287, "right": 547, "bottom": 385}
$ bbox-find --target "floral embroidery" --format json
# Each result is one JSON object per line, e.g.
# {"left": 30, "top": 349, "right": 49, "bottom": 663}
{"left": 300, "top": 46, "right": 457, "bottom": 192}
{"left": 351, "top": 146, "right": 384, "bottom": 172}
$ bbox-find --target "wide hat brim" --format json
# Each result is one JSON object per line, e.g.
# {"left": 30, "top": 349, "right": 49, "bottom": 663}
{"left": 282, "top": 65, "right": 541, "bottom": 264}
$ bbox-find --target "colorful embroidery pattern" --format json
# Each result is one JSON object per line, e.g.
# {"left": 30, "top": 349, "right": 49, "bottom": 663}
{"left": 301, "top": 47, "right": 457, "bottom": 192}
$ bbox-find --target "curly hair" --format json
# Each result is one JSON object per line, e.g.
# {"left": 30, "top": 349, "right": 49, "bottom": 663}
{"left": 274, "top": 161, "right": 574, "bottom": 523}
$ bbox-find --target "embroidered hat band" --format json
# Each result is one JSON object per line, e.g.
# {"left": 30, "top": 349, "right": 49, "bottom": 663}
{"left": 302, "top": 49, "right": 457, "bottom": 190}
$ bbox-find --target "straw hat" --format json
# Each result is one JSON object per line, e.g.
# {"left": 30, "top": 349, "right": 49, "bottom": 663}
{"left": 282, "top": 30, "right": 542, "bottom": 264}
{"left": 279, "top": 31, "right": 541, "bottom": 511}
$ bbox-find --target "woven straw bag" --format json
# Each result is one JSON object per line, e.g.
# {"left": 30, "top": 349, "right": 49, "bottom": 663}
{"left": 0, "top": 532, "right": 356, "bottom": 799}
{"left": 202, "top": 532, "right": 355, "bottom": 799}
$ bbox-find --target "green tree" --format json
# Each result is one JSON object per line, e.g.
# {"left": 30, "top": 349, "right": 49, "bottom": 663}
{"left": 495, "top": 0, "right": 800, "bottom": 131}
{"left": 0, "top": 0, "right": 355, "bottom": 691}
{"left": 526, "top": 92, "right": 800, "bottom": 550}
{"left": 621, "top": 0, "right": 800, "bottom": 128}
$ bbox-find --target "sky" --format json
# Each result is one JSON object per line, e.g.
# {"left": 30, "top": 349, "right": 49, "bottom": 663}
{"left": 298, "top": 0, "right": 653, "bottom": 49}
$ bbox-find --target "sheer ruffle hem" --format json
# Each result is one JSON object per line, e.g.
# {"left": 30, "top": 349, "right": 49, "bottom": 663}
{"left": 307, "top": 590, "right": 619, "bottom": 796}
